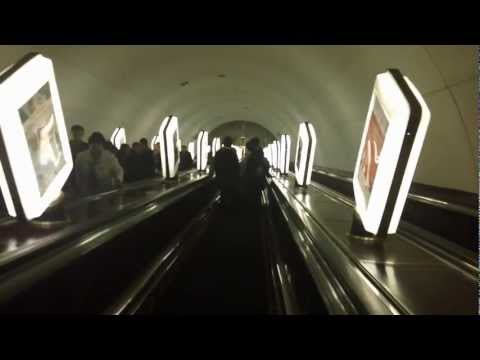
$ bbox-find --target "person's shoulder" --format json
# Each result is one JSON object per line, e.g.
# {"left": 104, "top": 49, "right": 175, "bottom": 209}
{"left": 104, "top": 151, "right": 119, "bottom": 162}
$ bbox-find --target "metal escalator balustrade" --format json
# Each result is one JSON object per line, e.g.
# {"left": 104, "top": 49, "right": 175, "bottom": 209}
{"left": 0, "top": 170, "right": 207, "bottom": 270}
{"left": 271, "top": 174, "right": 478, "bottom": 315}
{"left": 310, "top": 166, "right": 478, "bottom": 253}
{"left": 0, "top": 172, "right": 214, "bottom": 312}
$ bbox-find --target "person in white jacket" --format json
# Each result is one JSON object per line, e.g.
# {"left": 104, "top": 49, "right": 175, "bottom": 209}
{"left": 75, "top": 132, "right": 124, "bottom": 196}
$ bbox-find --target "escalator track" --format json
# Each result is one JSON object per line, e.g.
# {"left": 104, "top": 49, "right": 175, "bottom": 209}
{"left": 150, "top": 203, "right": 270, "bottom": 315}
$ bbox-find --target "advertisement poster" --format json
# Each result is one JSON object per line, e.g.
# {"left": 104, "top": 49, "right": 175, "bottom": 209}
{"left": 358, "top": 98, "right": 389, "bottom": 203}
{"left": 18, "top": 82, "right": 66, "bottom": 195}
{"left": 296, "top": 137, "right": 303, "bottom": 167}
{"left": 173, "top": 130, "right": 179, "bottom": 165}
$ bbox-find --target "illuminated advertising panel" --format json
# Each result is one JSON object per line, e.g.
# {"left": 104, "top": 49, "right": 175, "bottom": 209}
{"left": 159, "top": 115, "right": 180, "bottom": 179}
{"left": 264, "top": 145, "right": 272, "bottom": 166}
{"left": 294, "top": 122, "right": 316, "bottom": 186}
{"left": 353, "top": 69, "right": 430, "bottom": 236}
{"left": 231, "top": 145, "right": 243, "bottom": 162}
{"left": 279, "top": 134, "right": 291, "bottom": 175}
{"left": 0, "top": 53, "right": 73, "bottom": 220}
{"left": 271, "top": 141, "right": 278, "bottom": 170}
{"left": 196, "top": 130, "right": 208, "bottom": 171}
{"left": 275, "top": 140, "right": 281, "bottom": 171}
{"left": 151, "top": 135, "right": 159, "bottom": 150}
{"left": 212, "top": 137, "right": 221, "bottom": 157}
{"left": 188, "top": 141, "right": 195, "bottom": 159}
{"left": 111, "top": 127, "right": 126, "bottom": 150}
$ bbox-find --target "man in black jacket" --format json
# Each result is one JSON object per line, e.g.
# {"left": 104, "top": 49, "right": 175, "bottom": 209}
{"left": 212, "top": 136, "right": 239, "bottom": 209}
{"left": 179, "top": 145, "right": 194, "bottom": 171}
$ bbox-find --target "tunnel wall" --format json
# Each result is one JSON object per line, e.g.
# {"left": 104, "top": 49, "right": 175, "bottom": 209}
{"left": 0, "top": 45, "right": 477, "bottom": 193}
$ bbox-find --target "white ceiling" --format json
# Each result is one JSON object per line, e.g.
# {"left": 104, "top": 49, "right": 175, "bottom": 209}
{"left": 0, "top": 45, "right": 477, "bottom": 192}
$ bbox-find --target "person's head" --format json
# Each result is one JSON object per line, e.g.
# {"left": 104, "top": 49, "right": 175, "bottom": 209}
{"left": 222, "top": 136, "right": 233, "bottom": 148}
{"left": 71, "top": 125, "right": 85, "bottom": 142}
{"left": 140, "top": 138, "right": 148, "bottom": 148}
{"left": 132, "top": 142, "right": 143, "bottom": 154}
{"left": 181, "top": 145, "right": 187, "bottom": 152}
{"left": 88, "top": 132, "right": 106, "bottom": 159}
{"left": 246, "top": 137, "right": 260, "bottom": 153}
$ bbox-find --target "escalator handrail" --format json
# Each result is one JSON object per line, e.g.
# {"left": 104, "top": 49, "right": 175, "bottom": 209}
{"left": 0, "top": 174, "right": 210, "bottom": 272}
{"left": 0, "top": 169, "right": 199, "bottom": 225}
{"left": 311, "top": 167, "right": 477, "bottom": 217}
{"left": 261, "top": 185, "right": 301, "bottom": 315}
{"left": 0, "top": 176, "right": 210, "bottom": 306}
{"left": 56, "top": 169, "right": 200, "bottom": 212}
{"left": 105, "top": 194, "right": 220, "bottom": 315}
{"left": 308, "top": 180, "right": 478, "bottom": 276}
{"left": 269, "top": 181, "right": 363, "bottom": 315}
{"left": 272, "top": 179, "right": 408, "bottom": 314}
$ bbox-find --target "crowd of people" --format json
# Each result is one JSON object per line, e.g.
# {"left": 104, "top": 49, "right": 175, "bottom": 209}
{"left": 64, "top": 125, "right": 194, "bottom": 196}
{"left": 63, "top": 124, "right": 270, "bottom": 208}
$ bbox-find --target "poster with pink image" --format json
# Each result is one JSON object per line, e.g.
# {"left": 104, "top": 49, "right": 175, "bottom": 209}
{"left": 358, "top": 98, "right": 389, "bottom": 203}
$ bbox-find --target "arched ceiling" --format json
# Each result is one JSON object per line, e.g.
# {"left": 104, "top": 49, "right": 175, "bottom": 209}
{"left": 0, "top": 45, "right": 477, "bottom": 192}
{"left": 209, "top": 121, "right": 276, "bottom": 147}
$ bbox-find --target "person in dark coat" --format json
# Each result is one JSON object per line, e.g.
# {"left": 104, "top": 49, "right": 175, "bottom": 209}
{"left": 118, "top": 143, "right": 133, "bottom": 182}
{"left": 140, "top": 138, "right": 155, "bottom": 178}
{"left": 179, "top": 145, "right": 194, "bottom": 171}
{"left": 212, "top": 136, "right": 240, "bottom": 208}
{"left": 127, "top": 142, "right": 149, "bottom": 182}
{"left": 242, "top": 137, "right": 270, "bottom": 209}
{"left": 153, "top": 142, "right": 162, "bottom": 176}
{"left": 64, "top": 124, "right": 89, "bottom": 193}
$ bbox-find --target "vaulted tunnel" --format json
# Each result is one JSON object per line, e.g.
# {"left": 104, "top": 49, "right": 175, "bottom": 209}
{"left": 0, "top": 45, "right": 476, "bottom": 192}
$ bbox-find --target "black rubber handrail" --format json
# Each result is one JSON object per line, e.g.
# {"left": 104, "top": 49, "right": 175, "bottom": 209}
{"left": 105, "top": 194, "right": 220, "bottom": 315}
{"left": 311, "top": 167, "right": 476, "bottom": 217}
{"left": 0, "top": 177, "right": 211, "bottom": 305}
{"left": 0, "top": 169, "right": 199, "bottom": 223}
{"left": 269, "top": 180, "right": 363, "bottom": 315}
{"left": 308, "top": 181, "right": 478, "bottom": 277}
{"left": 0, "top": 173, "right": 208, "bottom": 270}
{"left": 261, "top": 185, "right": 301, "bottom": 315}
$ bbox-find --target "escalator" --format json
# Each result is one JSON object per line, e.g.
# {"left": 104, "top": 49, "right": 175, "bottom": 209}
{"left": 149, "top": 203, "right": 269, "bottom": 314}
{"left": 0, "top": 173, "right": 325, "bottom": 315}
{"left": 270, "top": 171, "right": 478, "bottom": 315}
{"left": 0, "top": 171, "right": 217, "bottom": 313}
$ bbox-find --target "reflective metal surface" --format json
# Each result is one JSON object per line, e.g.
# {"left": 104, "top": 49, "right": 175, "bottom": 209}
{"left": 273, "top": 175, "right": 478, "bottom": 314}
{"left": 0, "top": 172, "right": 210, "bottom": 305}
{"left": 269, "top": 186, "right": 359, "bottom": 314}
{"left": 0, "top": 171, "right": 208, "bottom": 269}
{"left": 261, "top": 188, "right": 301, "bottom": 315}
{"left": 106, "top": 194, "right": 219, "bottom": 315}
{"left": 312, "top": 167, "right": 477, "bottom": 217}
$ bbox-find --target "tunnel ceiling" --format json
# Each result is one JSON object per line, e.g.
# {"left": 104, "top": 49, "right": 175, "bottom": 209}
{"left": 209, "top": 120, "right": 276, "bottom": 147}
{"left": 0, "top": 45, "right": 477, "bottom": 192}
